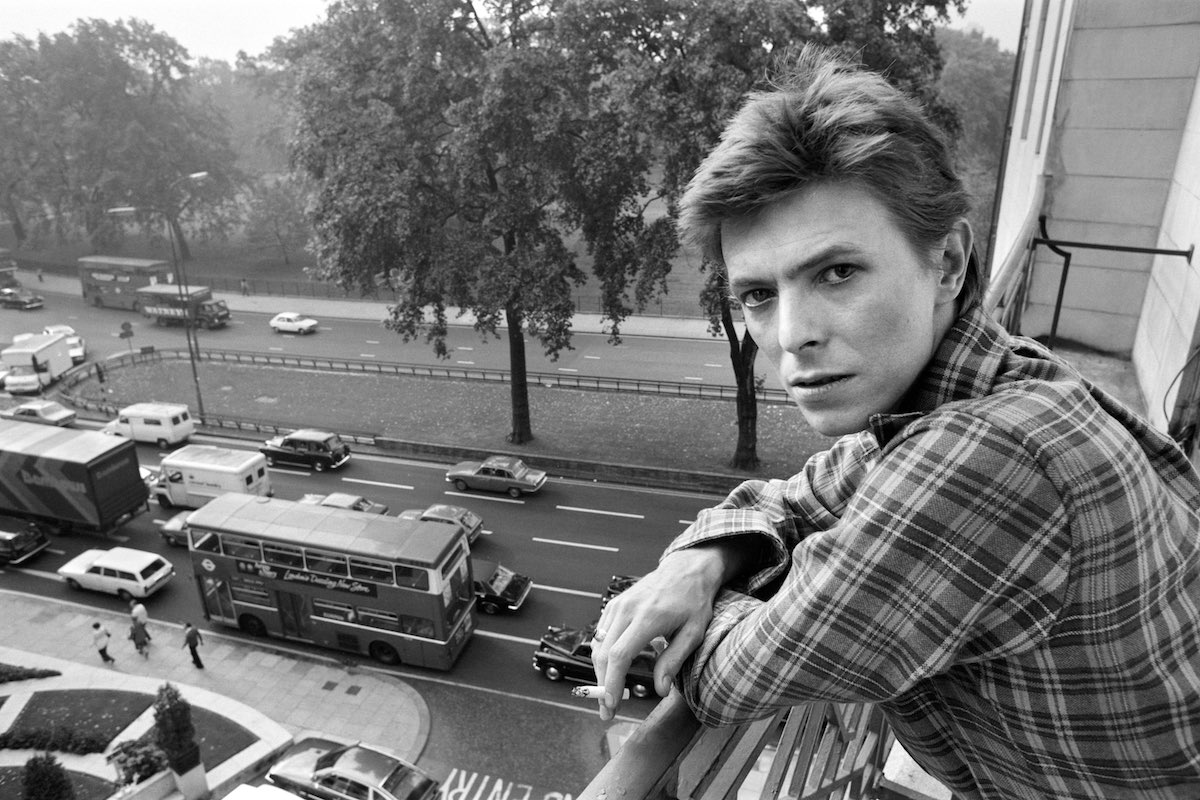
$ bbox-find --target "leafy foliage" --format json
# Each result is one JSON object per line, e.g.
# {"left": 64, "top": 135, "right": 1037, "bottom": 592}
{"left": 107, "top": 738, "right": 168, "bottom": 786}
{"left": 0, "top": 727, "right": 106, "bottom": 754}
{"left": 0, "top": 663, "right": 61, "bottom": 684}
{"left": 21, "top": 753, "right": 75, "bottom": 800}
{"left": 153, "top": 683, "right": 200, "bottom": 772}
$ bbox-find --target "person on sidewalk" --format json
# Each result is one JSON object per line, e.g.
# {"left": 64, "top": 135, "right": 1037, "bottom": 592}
{"left": 129, "top": 622, "right": 150, "bottom": 658}
{"left": 182, "top": 622, "right": 204, "bottom": 669}
{"left": 592, "top": 45, "right": 1200, "bottom": 799}
{"left": 240, "top": 277, "right": 250, "bottom": 296}
{"left": 91, "top": 622, "right": 115, "bottom": 664}
{"left": 129, "top": 599, "right": 151, "bottom": 644}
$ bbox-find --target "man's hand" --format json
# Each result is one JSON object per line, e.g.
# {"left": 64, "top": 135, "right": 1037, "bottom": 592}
{"left": 591, "top": 543, "right": 737, "bottom": 720}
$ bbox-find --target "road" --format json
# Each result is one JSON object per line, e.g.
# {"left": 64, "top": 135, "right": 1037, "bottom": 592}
{"left": 0, "top": 429, "right": 721, "bottom": 792}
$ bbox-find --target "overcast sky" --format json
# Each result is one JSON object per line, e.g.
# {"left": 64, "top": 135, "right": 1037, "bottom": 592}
{"left": 4, "top": 0, "right": 1023, "bottom": 63}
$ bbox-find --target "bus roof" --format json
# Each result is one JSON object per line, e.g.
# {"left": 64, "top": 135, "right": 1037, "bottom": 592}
{"left": 78, "top": 255, "right": 171, "bottom": 269}
{"left": 135, "top": 284, "right": 209, "bottom": 297}
{"left": 188, "top": 493, "right": 462, "bottom": 565}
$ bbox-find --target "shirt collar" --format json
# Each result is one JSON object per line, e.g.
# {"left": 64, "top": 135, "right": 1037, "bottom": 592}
{"left": 868, "top": 306, "right": 1010, "bottom": 446}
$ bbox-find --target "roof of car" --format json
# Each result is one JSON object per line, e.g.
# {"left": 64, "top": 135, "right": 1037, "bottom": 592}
{"left": 283, "top": 429, "right": 339, "bottom": 441}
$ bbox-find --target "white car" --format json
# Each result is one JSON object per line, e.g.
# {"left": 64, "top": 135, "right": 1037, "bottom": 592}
{"left": 0, "top": 399, "right": 77, "bottom": 426}
{"left": 270, "top": 312, "right": 319, "bottom": 335}
{"left": 57, "top": 546, "right": 175, "bottom": 600}
{"left": 42, "top": 324, "right": 87, "bottom": 364}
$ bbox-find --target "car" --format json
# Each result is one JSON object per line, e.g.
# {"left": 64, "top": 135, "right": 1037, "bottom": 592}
{"left": 57, "top": 546, "right": 175, "bottom": 600}
{"left": 0, "top": 399, "right": 77, "bottom": 426}
{"left": 396, "top": 503, "right": 483, "bottom": 544}
{"left": 531, "top": 622, "right": 658, "bottom": 698}
{"left": 42, "top": 324, "right": 87, "bottom": 364}
{"left": 0, "top": 287, "right": 44, "bottom": 310}
{"left": 445, "top": 455, "right": 547, "bottom": 498}
{"left": 270, "top": 312, "right": 319, "bottom": 335}
{"left": 266, "top": 735, "right": 440, "bottom": 800}
{"left": 299, "top": 492, "right": 389, "bottom": 514}
{"left": 600, "top": 574, "right": 641, "bottom": 609}
{"left": 472, "top": 558, "right": 532, "bottom": 614}
{"left": 260, "top": 429, "right": 351, "bottom": 472}
{"left": 0, "top": 520, "right": 52, "bottom": 568}
{"left": 157, "top": 509, "right": 192, "bottom": 547}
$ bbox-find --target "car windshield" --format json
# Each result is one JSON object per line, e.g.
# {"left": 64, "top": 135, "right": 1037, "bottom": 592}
{"left": 485, "top": 565, "right": 515, "bottom": 593}
{"left": 543, "top": 627, "right": 586, "bottom": 650}
{"left": 381, "top": 767, "right": 437, "bottom": 800}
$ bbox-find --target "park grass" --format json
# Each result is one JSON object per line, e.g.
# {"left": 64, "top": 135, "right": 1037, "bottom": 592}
{"left": 13, "top": 689, "right": 152, "bottom": 746}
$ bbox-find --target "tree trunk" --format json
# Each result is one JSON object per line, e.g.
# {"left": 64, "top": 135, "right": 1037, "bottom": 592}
{"left": 505, "top": 303, "right": 534, "bottom": 444}
{"left": 1, "top": 194, "right": 26, "bottom": 244}
{"left": 721, "top": 302, "right": 760, "bottom": 470}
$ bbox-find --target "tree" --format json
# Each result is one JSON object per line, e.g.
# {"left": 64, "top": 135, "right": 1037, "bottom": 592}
{"left": 0, "top": 19, "right": 242, "bottom": 257}
{"left": 22, "top": 752, "right": 75, "bottom": 800}
{"left": 153, "top": 683, "right": 200, "bottom": 774}
{"left": 244, "top": 174, "right": 312, "bottom": 266}
{"left": 270, "top": 0, "right": 676, "bottom": 444}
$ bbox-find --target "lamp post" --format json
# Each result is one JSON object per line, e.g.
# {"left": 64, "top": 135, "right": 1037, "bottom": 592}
{"left": 107, "top": 171, "right": 210, "bottom": 421}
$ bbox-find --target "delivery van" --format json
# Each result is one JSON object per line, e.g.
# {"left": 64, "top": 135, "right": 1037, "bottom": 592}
{"left": 102, "top": 402, "right": 195, "bottom": 448}
{"left": 152, "top": 444, "right": 272, "bottom": 509}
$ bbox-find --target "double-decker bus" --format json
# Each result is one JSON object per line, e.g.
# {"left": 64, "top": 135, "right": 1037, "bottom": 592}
{"left": 184, "top": 492, "right": 475, "bottom": 670}
{"left": 78, "top": 255, "right": 173, "bottom": 310}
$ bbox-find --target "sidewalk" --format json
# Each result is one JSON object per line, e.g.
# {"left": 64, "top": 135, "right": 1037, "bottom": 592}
{"left": 0, "top": 590, "right": 430, "bottom": 798}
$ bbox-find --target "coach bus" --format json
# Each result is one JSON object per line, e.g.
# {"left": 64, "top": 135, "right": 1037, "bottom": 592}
{"left": 78, "top": 255, "right": 173, "bottom": 310}
{"left": 184, "top": 492, "right": 476, "bottom": 670}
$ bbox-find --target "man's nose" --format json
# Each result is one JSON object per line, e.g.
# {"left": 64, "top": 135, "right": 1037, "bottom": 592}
{"left": 775, "top": 291, "right": 822, "bottom": 353}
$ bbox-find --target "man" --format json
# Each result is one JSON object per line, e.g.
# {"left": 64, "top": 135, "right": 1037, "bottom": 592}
{"left": 129, "top": 599, "right": 151, "bottom": 639}
{"left": 592, "top": 46, "right": 1200, "bottom": 799}
{"left": 91, "top": 621, "right": 115, "bottom": 665}
{"left": 182, "top": 622, "right": 204, "bottom": 669}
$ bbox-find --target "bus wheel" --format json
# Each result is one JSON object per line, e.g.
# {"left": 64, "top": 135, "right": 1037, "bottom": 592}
{"left": 239, "top": 614, "right": 268, "bottom": 637}
{"left": 542, "top": 665, "right": 563, "bottom": 682}
{"left": 369, "top": 642, "right": 401, "bottom": 665}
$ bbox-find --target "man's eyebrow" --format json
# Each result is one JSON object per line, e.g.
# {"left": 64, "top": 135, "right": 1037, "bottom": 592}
{"left": 729, "top": 242, "right": 863, "bottom": 291}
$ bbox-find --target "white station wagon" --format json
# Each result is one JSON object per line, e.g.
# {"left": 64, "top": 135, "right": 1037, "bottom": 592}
{"left": 58, "top": 547, "right": 175, "bottom": 600}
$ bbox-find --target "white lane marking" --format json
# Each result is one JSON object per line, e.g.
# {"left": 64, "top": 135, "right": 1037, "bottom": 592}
{"left": 584, "top": 355, "right": 601, "bottom": 360}
{"left": 684, "top": 376, "right": 703, "bottom": 382}
{"left": 473, "top": 629, "right": 541, "bottom": 646}
{"left": 532, "top": 537, "right": 619, "bottom": 553}
{"left": 341, "top": 477, "right": 414, "bottom": 491}
{"left": 444, "top": 491, "right": 523, "bottom": 505}
{"left": 46, "top": 548, "right": 65, "bottom": 556}
{"left": 456, "top": 361, "right": 475, "bottom": 365}
{"left": 556, "top": 505, "right": 644, "bottom": 520}
{"left": 705, "top": 363, "right": 723, "bottom": 368}
{"left": 365, "top": 340, "right": 380, "bottom": 344}
{"left": 358, "top": 353, "right": 376, "bottom": 358}
{"left": 268, "top": 346, "right": 284, "bottom": 352}
{"left": 16, "top": 568, "right": 63, "bottom": 582}
{"left": 558, "top": 367, "right": 579, "bottom": 373}
{"left": 536, "top": 584, "right": 603, "bottom": 599}
{"left": 457, "top": 346, "right": 474, "bottom": 351}
{"left": 678, "top": 519, "right": 696, "bottom": 526}
{"left": 268, "top": 467, "right": 311, "bottom": 476}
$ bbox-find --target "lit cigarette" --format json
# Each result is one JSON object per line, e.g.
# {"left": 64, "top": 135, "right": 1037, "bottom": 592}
{"left": 571, "top": 686, "right": 630, "bottom": 700}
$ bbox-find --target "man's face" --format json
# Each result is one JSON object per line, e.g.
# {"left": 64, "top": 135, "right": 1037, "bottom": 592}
{"left": 722, "top": 180, "right": 961, "bottom": 436}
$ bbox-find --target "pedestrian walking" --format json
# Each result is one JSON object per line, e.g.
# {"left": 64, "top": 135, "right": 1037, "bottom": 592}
{"left": 182, "top": 622, "right": 204, "bottom": 669}
{"left": 129, "top": 623, "right": 149, "bottom": 658}
{"left": 36, "top": 267, "right": 44, "bottom": 282}
{"left": 129, "top": 599, "right": 151, "bottom": 644}
{"left": 240, "top": 277, "right": 249, "bottom": 296}
{"left": 92, "top": 622, "right": 115, "bottom": 664}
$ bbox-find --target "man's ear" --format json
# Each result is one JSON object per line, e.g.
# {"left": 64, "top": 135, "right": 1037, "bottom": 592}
{"left": 937, "top": 218, "right": 973, "bottom": 298}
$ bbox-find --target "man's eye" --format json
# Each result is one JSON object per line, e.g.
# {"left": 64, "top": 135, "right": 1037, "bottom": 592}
{"left": 737, "top": 288, "right": 774, "bottom": 308}
{"left": 820, "top": 264, "right": 858, "bottom": 284}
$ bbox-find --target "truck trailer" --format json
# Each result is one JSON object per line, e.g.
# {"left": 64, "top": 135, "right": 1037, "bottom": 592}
{"left": 135, "top": 283, "right": 231, "bottom": 329}
{"left": 1, "top": 333, "right": 72, "bottom": 394}
{"left": 0, "top": 420, "right": 149, "bottom": 536}
{"left": 153, "top": 444, "right": 272, "bottom": 509}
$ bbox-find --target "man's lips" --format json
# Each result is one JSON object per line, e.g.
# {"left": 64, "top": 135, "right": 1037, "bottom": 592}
{"left": 789, "top": 373, "right": 852, "bottom": 389}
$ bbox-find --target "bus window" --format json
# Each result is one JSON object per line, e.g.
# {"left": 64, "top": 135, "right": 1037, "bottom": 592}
{"left": 231, "top": 585, "right": 272, "bottom": 605}
{"left": 348, "top": 556, "right": 393, "bottom": 584}
{"left": 313, "top": 599, "right": 355, "bottom": 621}
{"left": 358, "top": 607, "right": 400, "bottom": 631}
{"left": 191, "top": 530, "right": 221, "bottom": 553}
{"left": 305, "top": 549, "right": 348, "bottom": 577}
{"left": 400, "top": 615, "right": 435, "bottom": 638}
{"left": 395, "top": 565, "right": 430, "bottom": 591}
{"left": 263, "top": 543, "right": 304, "bottom": 568}
{"left": 223, "top": 536, "right": 263, "bottom": 561}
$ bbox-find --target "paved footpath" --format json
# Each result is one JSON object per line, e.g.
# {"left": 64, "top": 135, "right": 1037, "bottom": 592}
{"left": 0, "top": 589, "right": 429, "bottom": 798}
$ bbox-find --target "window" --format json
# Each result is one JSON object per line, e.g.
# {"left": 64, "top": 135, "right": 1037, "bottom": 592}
{"left": 394, "top": 565, "right": 430, "bottom": 591}
{"left": 191, "top": 529, "right": 221, "bottom": 553}
{"left": 230, "top": 585, "right": 271, "bottom": 605}
{"left": 305, "top": 549, "right": 348, "bottom": 577}
{"left": 263, "top": 543, "right": 304, "bottom": 568}
{"left": 223, "top": 536, "right": 262, "bottom": 561}
{"left": 313, "top": 599, "right": 355, "bottom": 621}
{"left": 348, "top": 557, "right": 393, "bottom": 585}
{"left": 358, "top": 607, "right": 399, "bottom": 631}
{"left": 144, "top": 418, "right": 162, "bottom": 427}
{"left": 400, "top": 614, "right": 435, "bottom": 638}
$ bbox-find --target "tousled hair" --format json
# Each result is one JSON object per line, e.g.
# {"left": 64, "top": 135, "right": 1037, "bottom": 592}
{"left": 679, "top": 44, "right": 984, "bottom": 312}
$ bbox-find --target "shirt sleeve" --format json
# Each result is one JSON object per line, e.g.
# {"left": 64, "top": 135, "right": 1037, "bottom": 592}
{"left": 676, "top": 413, "right": 1072, "bottom": 727}
{"left": 663, "top": 430, "right": 881, "bottom": 593}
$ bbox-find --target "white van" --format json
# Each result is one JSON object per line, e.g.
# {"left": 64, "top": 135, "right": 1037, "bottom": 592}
{"left": 152, "top": 444, "right": 272, "bottom": 509}
{"left": 102, "top": 402, "right": 195, "bottom": 448}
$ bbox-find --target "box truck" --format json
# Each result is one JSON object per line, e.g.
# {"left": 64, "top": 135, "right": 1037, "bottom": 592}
{"left": 1, "top": 333, "right": 72, "bottom": 394}
{"left": 152, "top": 444, "right": 272, "bottom": 509}
{"left": 135, "top": 283, "right": 231, "bottom": 328}
{"left": 0, "top": 420, "right": 149, "bottom": 536}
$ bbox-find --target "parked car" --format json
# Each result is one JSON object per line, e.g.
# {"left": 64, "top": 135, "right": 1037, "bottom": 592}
{"left": 300, "top": 492, "right": 389, "bottom": 514}
{"left": 267, "top": 735, "right": 440, "bottom": 800}
{"left": 473, "top": 558, "right": 532, "bottom": 614}
{"left": 396, "top": 503, "right": 483, "bottom": 544}
{"left": 0, "top": 287, "right": 44, "bottom": 310}
{"left": 270, "top": 312, "right": 319, "bottom": 334}
{"left": 158, "top": 509, "right": 192, "bottom": 547}
{"left": 260, "top": 429, "right": 351, "bottom": 472}
{"left": 532, "top": 622, "right": 657, "bottom": 698}
{"left": 445, "top": 455, "right": 547, "bottom": 498}
{"left": 0, "top": 519, "right": 52, "bottom": 567}
{"left": 0, "top": 399, "right": 77, "bottom": 427}
{"left": 600, "top": 574, "right": 641, "bottom": 609}
{"left": 57, "top": 546, "right": 175, "bottom": 599}
{"left": 42, "top": 324, "right": 86, "bottom": 364}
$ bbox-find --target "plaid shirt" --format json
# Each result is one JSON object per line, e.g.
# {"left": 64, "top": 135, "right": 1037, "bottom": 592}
{"left": 670, "top": 307, "right": 1200, "bottom": 799}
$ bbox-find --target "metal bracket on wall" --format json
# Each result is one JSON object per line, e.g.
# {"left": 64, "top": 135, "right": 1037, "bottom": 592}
{"left": 1030, "top": 215, "right": 1193, "bottom": 350}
